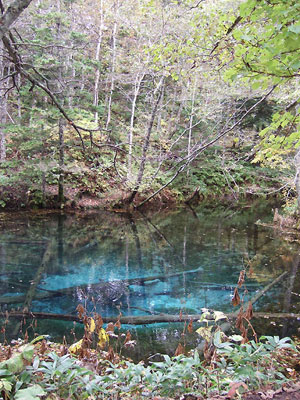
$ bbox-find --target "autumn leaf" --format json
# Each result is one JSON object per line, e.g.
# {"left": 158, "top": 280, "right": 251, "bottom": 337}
{"left": 237, "top": 269, "right": 245, "bottom": 287}
{"left": 235, "top": 307, "right": 244, "bottom": 331}
{"left": 106, "top": 346, "right": 115, "bottom": 361}
{"left": 174, "top": 343, "right": 184, "bottom": 356}
{"left": 232, "top": 287, "right": 240, "bottom": 306}
{"left": 94, "top": 314, "right": 103, "bottom": 332}
{"left": 124, "top": 330, "right": 131, "bottom": 345}
{"left": 106, "top": 322, "right": 114, "bottom": 332}
{"left": 76, "top": 304, "right": 85, "bottom": 319}
{"left": 188, "top": 319, "right": 193, "bottom": 333}
{"left": 245, "top": 302, "right": 253, "bottom": 320}
{"left": 69, "top": 339, "right": 83, "bottom": 354}
{"left": 98, "top": 328, "right": 109, "bottom": 349}
{"left": 227, "top": 382, "right": 248, "bottom": 398}
{"left": 88, "top": 317, "right": 95, "bottom": 333}
{"left": 196, "top": 325, "right": 213, "bottom": 342}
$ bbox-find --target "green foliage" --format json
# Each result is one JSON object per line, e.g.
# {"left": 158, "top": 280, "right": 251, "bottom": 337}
{"left": 219, "top": 0, "right": 300, "bottom": 181}
{"left": 232, "top": 98, "right": 280, "bottom": 132}
{"left": 171, "top": 147, "right": 287, "bottom": 198}
{"left": 0, "top": 335, "right": 297, "bottom": 399}
{"left": 233, "top": 0, "right": 300, "bottom": 82}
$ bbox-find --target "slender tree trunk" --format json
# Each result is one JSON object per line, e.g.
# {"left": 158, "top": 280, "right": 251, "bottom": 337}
{"left": 94, "top": 0, "right": 104, "bottom": 125}
{"left": 168, "top": 85, "right": 186, "bottom": 140}
{"left": 187, "top": 80, "right": 197, "bottom": 176}
{"left": 127, "top": 78, "right": 164, "bottom": 204}
{"left": 106, "top": 10, "right": 118, "bottom": 130}
{"left": 56, "top": 0, "right": 65, "bottom": 208}
{"left": 58, "top": 118, "right": 65, "bottom": 207}
{"left": 294, "top": 149, "right": 300, "bottom": 215}
{"left": 17, "top": 74, "right": 22, "bottom": 121}
{"left": 156, "top": 79, "right": 164, "bottom": 131}
{"left": 127, "top": 73, "right": 144, "bottom": 181}
{"left": 0, "top": 42, "right": 8, "bottom": 161}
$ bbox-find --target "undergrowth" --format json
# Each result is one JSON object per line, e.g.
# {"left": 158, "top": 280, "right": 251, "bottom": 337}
{"left": 0, "top": 334, "right": 299, "bottom": 399}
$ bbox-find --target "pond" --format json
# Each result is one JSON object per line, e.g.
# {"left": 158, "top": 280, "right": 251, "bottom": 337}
{"left": 0, "top": 201, "right": 299, "bottom": 359}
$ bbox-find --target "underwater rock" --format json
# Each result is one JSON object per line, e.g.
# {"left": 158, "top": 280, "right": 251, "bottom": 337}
{"left": 94, "top": 280, "right": 129, "bottom": 305}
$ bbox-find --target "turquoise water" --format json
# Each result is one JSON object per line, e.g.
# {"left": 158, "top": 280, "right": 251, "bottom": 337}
{"left": 0, "top": 202, "right": 299, "bottom": 356}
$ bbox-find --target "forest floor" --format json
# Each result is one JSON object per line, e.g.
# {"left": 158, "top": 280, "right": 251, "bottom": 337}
{"left": 1, "top": 182, "right": 181, "bottom": 211}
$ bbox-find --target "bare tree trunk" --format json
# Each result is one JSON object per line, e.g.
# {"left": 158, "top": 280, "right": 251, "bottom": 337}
{"left": 127, "top": 73, "right": 144, "bottom": 181}
{"left": 57, "top": 0, "right": 65, "bottom": 208}
{"left": 187, "top": 80, "right": 197, "bottom": 176}
{"left": 58, "top": 118, "right": 65, "bottom": 207}
{"left": 17, "top": 74, "right": 22, "bottom": 121}
{"left": 168, "top": 85, "right": 186, "bottom": 140}
{"left": 94, "top": 0, "right": 104, "bottom": 125}
{"left": 294, "top": 148, "right": 300, "bottom": 214}
{"left": 127, "top": 78, "right": 164, "bottom": 204}
{"left": 106, "top": 6, "right": 118, "bottom": 130}
{"left": 0, "top": 43, "right": 7, "bottom": 161}
{"left": 156, "top": 79, "right": 165, "bottom": 131}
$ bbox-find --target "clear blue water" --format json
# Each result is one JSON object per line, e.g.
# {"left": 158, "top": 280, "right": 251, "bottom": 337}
{"left": 0, "top": 202, "right": 299, "bottom": 357}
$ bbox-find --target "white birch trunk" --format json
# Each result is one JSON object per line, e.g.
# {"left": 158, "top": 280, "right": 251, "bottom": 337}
{"left": 94, "top": 0, "right": 104, "bottom": 125}
{"left": 187, "top": 80, "right": 197, "bottom": 176}
{"left": 106, "top": 16, "right": 118, "bottom": 129}
{"left": 127, "top": 73, "right": 144, "bottom": 182}
{"left": 17, "top": 74, "right": 22, "bottom": 121}
{"left": 0, "top": 43, "right": 7, "bottom": 161}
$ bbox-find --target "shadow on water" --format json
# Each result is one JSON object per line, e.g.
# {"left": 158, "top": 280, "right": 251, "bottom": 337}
{"left": 0, "top": 201, "right": 299, "bottom": 359}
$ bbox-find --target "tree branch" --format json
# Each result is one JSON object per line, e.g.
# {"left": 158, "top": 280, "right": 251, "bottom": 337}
{"left": 0, "top": 0, "right": 33, "bottom": 40}
{"left": 136, "top": 84, "right": 278, "bottom": 208}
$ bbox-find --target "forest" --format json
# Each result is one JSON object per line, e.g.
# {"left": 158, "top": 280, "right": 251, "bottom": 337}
{"left": 0, "top": 0, "right": 299, "bottom": 212}
{"left": 0, "top": 0, "right": 300, "bottom": 399}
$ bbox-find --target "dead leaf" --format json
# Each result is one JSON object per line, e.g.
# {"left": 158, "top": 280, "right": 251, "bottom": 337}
{"left": 188, "top": 319, "right": 193, "bottom": 333}
{"left": 232, "top": 287, "right": 240, "bottom": 307}
{"left": 115, "top": 320, "right": 121, "bottom": 329}
{"left": 124, "top": 330, "right": 131, "bottom": 345}
{"left": 174, "top": 343, "right": 184, "bottom": 356}
{"left": 237, "top": 270, "right": 245, "bottom": 288}
{"left": 76, "top": 304, "right": 85, "bottom": 319}
{"left": 94, "top": 313, "right": 103, "bottom": 331}
{"left": 106, "top": 322, "right": 114, "bottom": 332}
{"left": 245, "top": 302, "right": 253, "bottom": 320}
{"left": 227, "top": 382, "right": 248, "bottom": 398}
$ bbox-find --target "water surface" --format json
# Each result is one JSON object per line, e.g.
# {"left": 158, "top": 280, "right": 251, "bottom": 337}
{"left": 0, "top": 202, "right": 299, "bottom": 357}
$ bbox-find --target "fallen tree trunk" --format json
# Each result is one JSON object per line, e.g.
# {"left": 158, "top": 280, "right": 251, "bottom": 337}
{"left": 1, "top": 310, "right": 299, "bottom": 325}
{"left": 13, "top": 239, "right": 56, "bottom": 336}
{"left": 22, "top": 239, "right": 55, "bottom": 310}
{"left": 0, "top": 266, "right": 204, "bottom": 305}
{"left": 241, "top": 271, "right": 288, "bottom": 314}
{"left": 0, "top": 271, "right": 293, "bottom": 325}
{"left": 0, "top": 270, "right": 288, "bottom": 316}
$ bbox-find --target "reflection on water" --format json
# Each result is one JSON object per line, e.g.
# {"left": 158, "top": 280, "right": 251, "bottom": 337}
{"left": 0, "top": 202, "right": 299, "bottom": 356}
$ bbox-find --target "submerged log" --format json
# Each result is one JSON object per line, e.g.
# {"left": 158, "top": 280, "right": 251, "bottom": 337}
{"left": 23, "top": 239, "right": 56, "bottom": 310}
{"left": 1, "top": 310, "right": 299, "bottom": 325}
{"left": 242, "top": 271, "right": 288, "bottom": 312}
{"left": 13, "top": 239, "right": 56, "bottom": 336}
{"left": 0, "top": 271, "right": 294, "bottom": 325}
{"left": 0, "top": 266, "right": 204, "bottom": 305}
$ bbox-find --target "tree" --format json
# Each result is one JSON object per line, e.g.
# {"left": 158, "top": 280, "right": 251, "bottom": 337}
{"left": 217, "top": 0, "right": 300, "bottom": 211}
